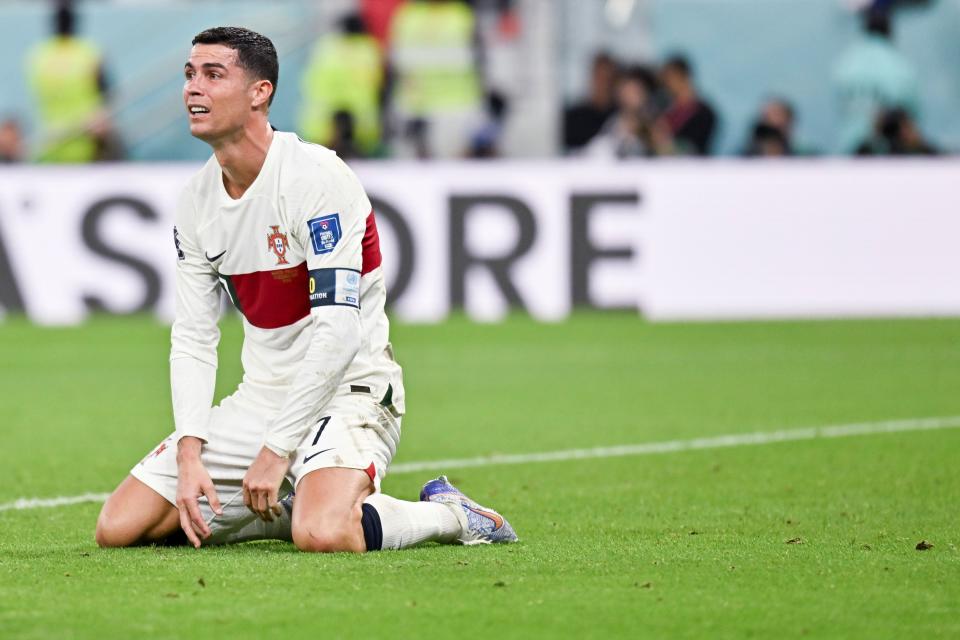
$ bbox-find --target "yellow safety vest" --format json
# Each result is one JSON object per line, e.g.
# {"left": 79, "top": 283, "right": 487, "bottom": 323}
{"left": 390, "top": 2, "right": 481, "bottom": 114}
{"left": 299, "top": 33, "right": 383, "bottom": 154}
{"left": 26, "top": 37, "right": 103, "bottom": 163}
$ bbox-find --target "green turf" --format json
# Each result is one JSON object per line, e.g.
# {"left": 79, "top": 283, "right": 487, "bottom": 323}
{"left": 1, "top": 314, "right": 958, "bottom": 639}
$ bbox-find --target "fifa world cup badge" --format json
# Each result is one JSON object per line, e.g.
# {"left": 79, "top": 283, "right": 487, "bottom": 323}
{"left": 267, "top": 225, "right": 290, "bottom": 265}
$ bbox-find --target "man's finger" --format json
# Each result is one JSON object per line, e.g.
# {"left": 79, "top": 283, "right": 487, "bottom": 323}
{"left": 255, "top": 491, "right": 272, "bottom": 522}
{"left": 268, "top": 489, "right": 281, "bottom": 517}
{"left": 242, "top": 485, "right": 252, "bottom": 510}
{"left": 203, "top": 483, "right": 223, "bottom": 516}
{"left": 186, "top": 498, "right": 210, "bottom": 538}
{"left": 178, "top": 504, "right": 201, "bottom": 549}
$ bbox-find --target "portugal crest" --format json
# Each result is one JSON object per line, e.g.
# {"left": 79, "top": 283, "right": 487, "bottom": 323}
{"left": 267, "top": 225, "right": 289, "bottom": 265}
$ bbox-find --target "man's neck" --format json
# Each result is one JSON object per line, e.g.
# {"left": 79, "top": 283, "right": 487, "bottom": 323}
{"left": 213, "top": 120, "right": 274, "bottom": 199}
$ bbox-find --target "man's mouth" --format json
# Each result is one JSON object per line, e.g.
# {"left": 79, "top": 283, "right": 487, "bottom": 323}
{"left": 188, "top": 106, "right": 210, "bottom": 116}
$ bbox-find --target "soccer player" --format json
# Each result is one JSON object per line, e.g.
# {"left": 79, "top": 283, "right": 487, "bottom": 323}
{"left": 94, "top": 27, "right": 516, "bottom": 552}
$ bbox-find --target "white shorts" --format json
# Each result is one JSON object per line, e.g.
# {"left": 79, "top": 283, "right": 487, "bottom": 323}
{"left": 130, "top": 389, "right": 401, "bottom": 513}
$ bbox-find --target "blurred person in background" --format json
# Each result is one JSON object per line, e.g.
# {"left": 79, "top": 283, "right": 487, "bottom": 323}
{"left": 466, "top": 90, "right": 508, "bottom": 158}
{"left": 0, "top": 118, "right": 26, "bottom": 163}
{"left": 584, "top": 65, "right": 659, "bottom": 159}
{"left": 328, "top": 110, "right": 364, "bottom": 161}
{"left": 744, "top": 122, "right": 789, "bottom": 157}
{"left": 359, "top": 0, "right": 407, "bottom": 50}
{"left": 563, "top": 52, "right": 619, "bottom": 153}
{"left": 388, "top": 0, "right": 484, "bottom": 158}
{"left": 299, "top": 13, "right": 384, "bottom": 158}
{"left": 470, "top": 0, "right": 521, "bottom": 40}
{"left": 26, "top": 1, "right": 121, "bottom": 163}
{"left": 657, "top": 54, "right": 717, "bottom": 156}
{"left": 855, "top": 107, "right": 938, "bottom": 155}
{"left": 833, "top": 6, "right": 919, "bottom": 153}
{"left": 743, "top": 98, "right": 796, "bottom": 157}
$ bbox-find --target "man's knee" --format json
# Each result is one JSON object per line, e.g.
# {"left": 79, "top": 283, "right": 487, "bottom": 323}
{"left": 292, "top": 508, "right": 364, "bottom": 553}
{"left": 94, "top": 477, "right": 179, "bottom": 548}
{"left": 95, "top": 506, "right": 139, "bottom": 548}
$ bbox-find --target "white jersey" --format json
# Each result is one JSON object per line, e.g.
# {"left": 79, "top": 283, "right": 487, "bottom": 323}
{"left": 169, "top": 131, "right": 404, "bottom": 457}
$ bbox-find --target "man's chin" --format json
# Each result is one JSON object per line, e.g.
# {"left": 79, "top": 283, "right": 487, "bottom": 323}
{"left": 188, "top": 122, "right": 217, "bottom": 142}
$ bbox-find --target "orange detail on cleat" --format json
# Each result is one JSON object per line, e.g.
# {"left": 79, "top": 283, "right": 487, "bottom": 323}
{"left": 466, "top": 505, "right": 504, "bottom": 530}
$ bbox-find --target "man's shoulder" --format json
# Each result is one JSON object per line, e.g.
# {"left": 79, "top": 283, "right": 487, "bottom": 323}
{"left": 275, "top": 132, "right": 364, "bottom": 201}
{"left": 176, "top": 156, "right": 220, "bottom": 226}
{"left": 276, "top": 132, "right": 349, "bottom": 178}
{"left": 183, "top": 154, "right": 220, "bottom": 194}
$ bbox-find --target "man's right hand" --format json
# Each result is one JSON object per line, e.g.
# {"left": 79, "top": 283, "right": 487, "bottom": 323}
{"left": 175, "top": 436, "right": 223, "bottom": 549}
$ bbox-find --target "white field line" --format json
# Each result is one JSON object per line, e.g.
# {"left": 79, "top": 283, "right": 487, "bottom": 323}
{"left": 3, "top": 415, "right": 960, "bottom": 513}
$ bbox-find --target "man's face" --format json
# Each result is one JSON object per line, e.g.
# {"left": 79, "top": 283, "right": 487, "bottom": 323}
{"left": 617, "top": 78, "right": 647, "bottom": 113}
{"left": 183, "top": 44, "right": 260, "bottom": 142}
{"left": 762, "top": 102, "right": 792, "bottom": 133}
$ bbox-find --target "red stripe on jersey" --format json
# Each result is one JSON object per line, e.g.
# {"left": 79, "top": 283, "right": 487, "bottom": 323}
{"left": 229, "top": 263, "right": 310, "bottom": 329}
{"left": 362, "top": 211, "right": 382, "bottom": 276}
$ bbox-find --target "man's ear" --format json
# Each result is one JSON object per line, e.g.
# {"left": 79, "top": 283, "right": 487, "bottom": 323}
{"left": 251, "top": 79, "right": 274, "bottom": 109}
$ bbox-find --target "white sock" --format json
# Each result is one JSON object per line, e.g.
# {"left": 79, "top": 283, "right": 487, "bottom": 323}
{"left": 363, "top": 493, "right": 462, "bottom": 550}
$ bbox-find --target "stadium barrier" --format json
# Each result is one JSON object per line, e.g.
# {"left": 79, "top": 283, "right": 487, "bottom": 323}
{"left": 1, "top": 160, "right": 958, "bottom": 324}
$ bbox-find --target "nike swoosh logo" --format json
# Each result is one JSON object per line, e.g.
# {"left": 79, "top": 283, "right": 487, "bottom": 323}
{"left": 303, "top": 448, "right": 334, "bottom": 464}
{"left": 205, "top": 249, "right": 227, "bottom": 262}
{"left": 466, "top": 505, "right": 505, "bottom": 530}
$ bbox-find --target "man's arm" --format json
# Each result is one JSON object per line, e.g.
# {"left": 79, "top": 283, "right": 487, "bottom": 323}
{"left": 243, "top": 305, "right": 361, "bottom": 519}
{"left": 170, "top": 189, "right": 224, "bottom": 547}
{"left": 169, "top": 195, "right": 221, "bottom": 443}
{"left": 243, "top": 158, "right": 368, "bottom": 520}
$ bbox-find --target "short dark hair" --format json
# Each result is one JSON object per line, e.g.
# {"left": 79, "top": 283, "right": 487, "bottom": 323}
{"left": 864, "top": 8, "right": 891, "bottom": 38}
{"left": 54, "top": 2, "right": 75, "bottom": 37}
{"left": 192, "top": 27, "right": 279, "bottom": 106}
{"left": 622, "top": 65, "right": 659, "bottom": 95}
{"left": 663, "top": 54, "right": 692, "bottom": 78}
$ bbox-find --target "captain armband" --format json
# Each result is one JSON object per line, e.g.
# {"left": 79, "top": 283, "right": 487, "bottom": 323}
{"left": 307, "top": 268, "right": 361, "bottom": 309}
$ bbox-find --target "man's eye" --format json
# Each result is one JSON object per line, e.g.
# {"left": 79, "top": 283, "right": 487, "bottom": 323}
{"left": 209, "top": 73, "right": 220, "bottom": 79}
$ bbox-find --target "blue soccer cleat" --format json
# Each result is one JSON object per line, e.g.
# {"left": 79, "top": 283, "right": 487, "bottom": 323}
{"left": 420, "top": 475, "right": 518, "bottom": 545}
{"left": 279, "top": 491, "right": 295, "bottom": 517}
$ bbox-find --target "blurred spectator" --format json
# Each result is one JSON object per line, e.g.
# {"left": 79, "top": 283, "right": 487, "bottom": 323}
{"left": 389, "top": 0, "right": 484, "bottom": 158}
{"left": 856, "top": 107, "right": 938, "bottom": 155}
{"left": 584, "top": 65, "right": 659, "bottom": 159}
{"left": 403, "top": 117, "right": 431, "bottom": 160}
{"left": 744, "top": 123, "right": 789, "bottom": 157}
{"left": 26, "top": 1, "right": 120, "bottom": 163}
{"left": 0, "top": 118, "right": 25, "bottom": 163}
{"left": 90, "top": 111, "right": 125, "bottom": 162}
{"left": 466, "top": 90, "right": 508, "bottom": 158}
{"left": 563, "top": 52, "right": 618, "bottom": 153}
{"left": 744, "top": 98, "right": 795, "bottom": 157}
{"left": 833, "top": 7, "right": 919, "bottom": 153}
{"left": 658, "top": 55, "right": 717, "bottom": 156}
{"left": 329, "top": 110, "right": 364, "bottom": 161}
{"left": 360, "top": 0, "right": 407, "bottom": 50}
{"left": 471, "top": 0, "right": 522, "bottom": 40}
{"left": 299, "top": 13, "right": 384, "bottom": 157}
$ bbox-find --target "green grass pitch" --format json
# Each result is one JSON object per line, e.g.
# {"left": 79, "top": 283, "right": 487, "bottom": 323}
{"left": 1, "top": 314, "right": 958, "bottom": 639}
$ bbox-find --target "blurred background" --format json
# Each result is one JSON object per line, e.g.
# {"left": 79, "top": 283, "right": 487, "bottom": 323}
{"left": 1, "top": 0, "right": 958, "bottom": 161}
{"left": 0, "top": 0, "right": 958, "bottom": 325}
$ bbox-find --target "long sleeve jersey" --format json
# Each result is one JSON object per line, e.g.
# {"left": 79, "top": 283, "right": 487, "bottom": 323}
{"left": 170, "top": 131, "right": 405, "bottom": 457}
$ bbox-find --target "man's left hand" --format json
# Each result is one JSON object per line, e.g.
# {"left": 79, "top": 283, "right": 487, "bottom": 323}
{"left": 243, "top": 446, "right": 290, "bottom": 521}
